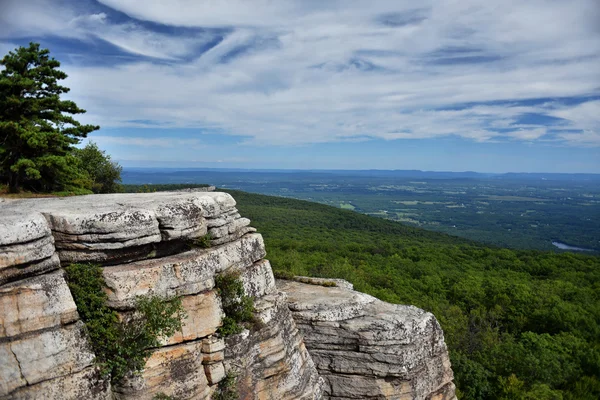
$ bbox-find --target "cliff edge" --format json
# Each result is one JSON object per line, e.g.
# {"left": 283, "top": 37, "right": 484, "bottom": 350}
{"left": 0, "top": 192, "right": 454, "bottom": 399}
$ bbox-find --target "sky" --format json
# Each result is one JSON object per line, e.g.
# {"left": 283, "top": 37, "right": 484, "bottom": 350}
{"left": 1, "top": 0, "right": 599, "bottom": 173}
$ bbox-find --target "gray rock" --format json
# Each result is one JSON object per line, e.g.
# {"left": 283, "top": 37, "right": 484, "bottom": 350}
{"left": 0, "top": 192, "right": 238, "bottom": 264}
{"left": 278, "top": 280, "right": 456, "bottom": 400}
{"left": 1, "top": 366, "right": 111, "bottom": 400}
{"left": 225, "top": 292, "right": 324, "bottom": 400}
{"left": 103, "top": 233, "right": 266, "bottom": 309}
{"left": 240, "top": 259, "right": 277, "bottom": 298}
{"left": 113, "top": 340, "right": 210, "bottom": 400}
{"left": 0, "top": 270, "right": 78, "bottom": 338}
{"left": 0, "top": 253, "right": 60, "bottom": 286}
{"left": 0, "top": 211, "right": 59, "bottom": 284}
{"left": 0, "top": 321, "right": 95, "bottom": 395}
{"left": 0, "top": 211, "right": 50, "bottom": 247}
{"left": 210, "top": 226, "right": 257, "bottom": 246}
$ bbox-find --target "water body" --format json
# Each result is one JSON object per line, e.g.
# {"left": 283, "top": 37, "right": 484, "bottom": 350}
{"left": 552, "top": 241, "right": 594, "bottom": 252}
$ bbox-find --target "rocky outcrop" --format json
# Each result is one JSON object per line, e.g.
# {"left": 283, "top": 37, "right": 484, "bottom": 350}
{"left": 277, "top": 279, "right": 456, "bottom": 400}
{"left": 0, "top": 191, "right": 455, "bottom": 400}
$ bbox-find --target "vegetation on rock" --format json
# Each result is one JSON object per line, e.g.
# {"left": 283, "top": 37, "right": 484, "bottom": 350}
{"left": 211, "top": 373, "right": 238, "bottom": 400}
{"left": 64, "top": 263, "right": 186, "bottom": 383}
{"left": 215, "top": 270, "right": 255, "bottom": 336}
{"left": 189, "top": 233, "right": 212, "bottom": 249}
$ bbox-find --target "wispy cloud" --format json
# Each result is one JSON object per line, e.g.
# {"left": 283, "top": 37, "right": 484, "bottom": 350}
{"left": 86, "top": 136, "right": 205, "bottom": 149}
{"left": 1, "top": 0, "right": 599, "bottom": 148}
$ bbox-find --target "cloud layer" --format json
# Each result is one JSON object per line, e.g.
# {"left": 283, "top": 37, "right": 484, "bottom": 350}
{"left": 1, "top": 0, "right": 599, "bottom": 147}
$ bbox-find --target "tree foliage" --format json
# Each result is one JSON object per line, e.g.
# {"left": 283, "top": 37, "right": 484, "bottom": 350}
{"left": 224, "top": 189, "right": 600, "bottom": 400}
{"left": 0, "top": 43, "right": 99, "bottom": 192}
{"left": 74, "top": 142, "right": 122, "bottom": 193}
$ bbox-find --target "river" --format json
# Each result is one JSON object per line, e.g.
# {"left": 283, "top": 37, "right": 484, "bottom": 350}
{"left": 552, "top": 241, "right": 594, "bottom": 252}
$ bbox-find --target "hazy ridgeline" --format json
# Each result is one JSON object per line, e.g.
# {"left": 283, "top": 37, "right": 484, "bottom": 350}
{"left": 123, "top": 169, "right": 600, "bottom": 253}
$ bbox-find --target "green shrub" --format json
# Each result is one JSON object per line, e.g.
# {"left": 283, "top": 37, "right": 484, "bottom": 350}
{"left": 212, "top": 373, "right": 238, "bottom": 400}
{"left": 273, "top": 269, "right": 295, "bottom": 280}
{"left": 215, "top": 270, "right": 254, "bottom": 336}
{"left": 64, "top": 263, "right": 186, "bottom": 383}
{"left": 153, "top": 393, "right": 176, "bottom": 400}
{"left": 191, "top": 233, "right": 212, "bottom": 249}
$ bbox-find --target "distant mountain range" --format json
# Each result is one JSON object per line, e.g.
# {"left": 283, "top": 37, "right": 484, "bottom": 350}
{"left": 122, "top": 168, "right": 600, "bottom": 183}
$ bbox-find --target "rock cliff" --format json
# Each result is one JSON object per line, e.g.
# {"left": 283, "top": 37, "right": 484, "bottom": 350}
{"left": 0, "top": 192, "right": 455, "bottom": 399}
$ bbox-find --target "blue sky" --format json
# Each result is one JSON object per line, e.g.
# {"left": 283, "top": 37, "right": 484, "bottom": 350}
{"left": 1, "top": 0, "right": 599, "bottom": 172}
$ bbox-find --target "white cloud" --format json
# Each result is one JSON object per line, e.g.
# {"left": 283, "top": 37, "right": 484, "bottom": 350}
{"left": 86, "top": 136, "right": 205, "bottom": 149}
{"left": 0, "top": 0, "right": 216, "bottom": 59}
{"left": 2, "top": 0, "right": 599, "bottom": 147}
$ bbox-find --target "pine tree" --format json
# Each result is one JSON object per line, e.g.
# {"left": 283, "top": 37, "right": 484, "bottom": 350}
{"left": 0, "top": 42, "right": 99, "bottom": 192}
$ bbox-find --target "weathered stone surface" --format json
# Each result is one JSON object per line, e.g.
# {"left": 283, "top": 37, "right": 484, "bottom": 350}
{"left": 103, "top": 233, "right": 266, "bottom": 309}
{"left": 202, "top": 336, "right": 225, "bottom": 354}
{"left": 0, "top": 211, "right": 59, "bottom": 284}
{"left": 225, "top": 292, "right": 324, "bottom": 400}
{"left": 278, "top": 280, "right": 456, "bottom": 400}
{"left": 208, "top": 216, "right": 250, "bottom": 239}
{"left": 204, "top": 362, "right": 225, "bottom": 385}
{"left": 206, "top": 209, "right": 241, "bottom": 228}
{"left": 113, "top": 341, "right": 210, "bottom": 400}
{"left": 0, "top": 191, "right": 238, "bottom": 264}
{"left": 1, "top": 366, "right": 111, "bottom": 400}
{"left": 0, "top": 234, "right": 55, "bottom": 269}
{"left": 284, "top": 281, "right": 377, "bottom": 322}
{"left": 0, "top": 270, "right": 78, "bottom": 338}
{"left": 0, "top": 211, "right": 50, "bottom": 247}
{"left": 192, "top": 192, "right": 237, "bottom": 218}
{"left": 293, "top": 276, "right": 355, "bottom": 290}
{"left": 241, "top": 259, "right": 277, "bottom": 298}
{"left": 164, "top": 290, "right": 223, "bottom": 345}
{"left": 0, "top": 253, "right": 60, "bottom": 287}
{"left": 211, "top": 226, "right": 257, "bottom": 246}
{"left": 0, "top": 321, "right": 95, "bottom": 395}
{"left": 202, "top": 351, "right": 224, "bottom": 364}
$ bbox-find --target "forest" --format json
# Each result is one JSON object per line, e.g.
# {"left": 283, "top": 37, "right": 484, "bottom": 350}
{"left": 221, "top": 189, "right": 599, "bottom": 400}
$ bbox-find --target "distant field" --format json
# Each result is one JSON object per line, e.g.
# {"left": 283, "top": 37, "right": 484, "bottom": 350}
{"left": 122, "top": 169, "right": 600, "bottom": 253}
{"left": 483, "top": 195, "right": 549, "bottom": 201}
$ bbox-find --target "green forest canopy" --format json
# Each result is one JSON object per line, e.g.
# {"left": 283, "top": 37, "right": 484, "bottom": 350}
{"left": 222, "top": 189, "right": 600, "bottom": 400}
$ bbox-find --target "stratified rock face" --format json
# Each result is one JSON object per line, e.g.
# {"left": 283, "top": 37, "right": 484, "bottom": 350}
{"left": 277, "top": 279, "right": 457, "bottom": 400}
{"left": 0, "top": 192, "right": 323, "bottom": 400}
{"left": 0, "top": 191, "right": 455, "bottom": 400}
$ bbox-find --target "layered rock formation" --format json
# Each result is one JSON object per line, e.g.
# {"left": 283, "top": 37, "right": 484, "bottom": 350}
{"left": 0, "top": 192, "right": 454, "bottom": 400}
{"left": 278, "top": 279, "right": 456, "bottom": 400}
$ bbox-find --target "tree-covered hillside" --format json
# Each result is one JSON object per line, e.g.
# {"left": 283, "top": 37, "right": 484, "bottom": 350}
{"left": 226, "top": 189, "right": 600, "bottom": 400}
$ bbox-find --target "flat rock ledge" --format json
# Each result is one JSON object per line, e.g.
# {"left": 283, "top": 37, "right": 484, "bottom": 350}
{"left": 278, "top": 279, "right": 457, "bottom": 400}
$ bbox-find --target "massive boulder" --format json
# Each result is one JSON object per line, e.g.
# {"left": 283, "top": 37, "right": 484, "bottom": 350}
{"left": 277, "top": 279, "right": 456, "bottom": 400}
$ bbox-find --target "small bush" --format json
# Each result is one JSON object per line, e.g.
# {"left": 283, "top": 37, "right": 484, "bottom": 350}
{"left": 215, "top": 271, "right": 254, "bottom": 336}
{"left": 153, "top": 393, "right": 175, "bottom": 400}
{"left": 212, "top": 373, "right": 238, "bottom": 400}
{"left": 191, "top": 233, "right": 212, "bottom": 249}
{"left": 273, "top": 269, "right": 295, "bottom": 280}
{"left": 65, "top": 263, "right": 186, "bottom": 383}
